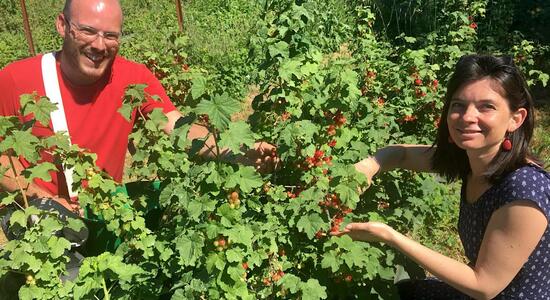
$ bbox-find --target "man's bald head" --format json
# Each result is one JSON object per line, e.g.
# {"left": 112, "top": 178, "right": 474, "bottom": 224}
{"left": 63, "top": 0, "right": 122, "bottom": 20}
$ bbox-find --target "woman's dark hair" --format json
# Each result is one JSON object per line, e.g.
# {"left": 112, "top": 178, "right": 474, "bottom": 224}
{"left": 432, "top": 54, "right": 541, "bottom": 183}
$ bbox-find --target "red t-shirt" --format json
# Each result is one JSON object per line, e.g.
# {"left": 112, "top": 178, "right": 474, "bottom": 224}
{"left": 0, "top": 53, "right": 176, "bottom": 196}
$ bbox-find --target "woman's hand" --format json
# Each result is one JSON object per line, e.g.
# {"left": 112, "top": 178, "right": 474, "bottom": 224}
{"left": 354, "top": 157, "right": 380, "bottom": 191}
{"left": 331, "top": 221, "right": 397, "bottom": 245}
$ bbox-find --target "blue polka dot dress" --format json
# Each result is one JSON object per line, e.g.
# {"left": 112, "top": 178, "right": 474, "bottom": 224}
{"left": 399, "top": 164, "right": 550, "bottom": 299}
{"left": 460, "top": 164, "right": 550, "bottom": 298}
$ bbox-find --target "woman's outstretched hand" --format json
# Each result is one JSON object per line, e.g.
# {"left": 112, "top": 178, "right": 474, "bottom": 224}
{"left": 331, "top": 221, "right": 397, "bottom": 245}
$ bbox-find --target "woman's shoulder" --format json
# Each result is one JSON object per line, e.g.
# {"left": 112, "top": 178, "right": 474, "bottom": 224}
{"left": 500, "top": 163, "right": 549, "bottom": 190}
{"left": 496, "top": 163, "right": 550, "bottom": 214}
{"left": 504, "top": 163, "right": 550, "bottom": 184}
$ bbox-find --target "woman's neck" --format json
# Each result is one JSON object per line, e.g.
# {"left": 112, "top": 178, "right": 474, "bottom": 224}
{"left": 467, "top": 146, "right": 500, "bottom": 179}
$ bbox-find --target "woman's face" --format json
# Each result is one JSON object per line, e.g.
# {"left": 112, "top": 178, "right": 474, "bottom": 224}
{"left": 447, "top": 78, "right": 519, "bottom": 158}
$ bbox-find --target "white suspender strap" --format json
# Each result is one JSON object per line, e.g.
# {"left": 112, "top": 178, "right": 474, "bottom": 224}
{"left": 41, "top": 52, "right": 77, "bottom": 198}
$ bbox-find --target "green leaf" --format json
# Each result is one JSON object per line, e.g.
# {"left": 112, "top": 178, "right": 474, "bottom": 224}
{"left": 224, "top": 225, "right": 254, "bottom": 249}
{"left": 280, "top": 120, "right": 317, "bottom": 145}
{"left": 268, "top": 41, "right": 289, "bottom": 59}
{"left": 114, "top": 262, "right": 144, "bottom": 282}
{"left": 21, "top": 162, "right": 57, "bottom": 182}
{"left": 117, "top": 103, "right": 134, "bottom": 122}
{"left": 42, "top": 133, "right": 71, "bottom": 151}
{"left": 342, "top": 244, "right": 369, "bottom": 269}
{"left": 9, "top": 210, "right": 27, "bottom": 228}
{"left": 125, "top": 84, "right": 148, "bottom": 102}
{"left": 191, "top": 75, "right": 207, "bottom": 99}
{"left": 296, "top": 213, "right": 324, "bottom": 239}
{"left": 206, "top": 252, "right": 225, "bottom": 273}
{"left": 20, "top": 94, "right": 57, "bottom": 125}
{"left": 0, "top": 193, "right": 17, "bottom": 206}
{"left": 540, "top": 73, "right": 549, "bottom": 86}
{"left": 279, "top": 274, "right": 302, "bottom": 293}
{"left": 10, "top": 247, "right": 42, "bottom": 272}
{"left": 47, "top": 236, "right": 71, "bottom": 259}
{"left": 159, "top": 246, "right": 174, "bottom": 262}
{"left": 0, "top": 130, "right": 41, "bottom": 163}
{"left": 147, "top": 108, "right": 169, "bottom": 131}
{"left": 119, "top": 84, "right": 148, "bottom": 121}
{"left": 66, "top": 218, "right": 86, "bottom": 233}
{"left": 40, "top": 217, "right": 63, "bottom": 236}
{"left": 320, "top": 251, "right": 339, "bottom": 272}
{"left": 403, "top": 36, "right": 417, "bottom": 43}
{"left": 300, "top": 62, "right": 319, "bottom": 76}
{"left": 73, "top": 279, "right": 100, "bottom": 300}
{"left": 187, "top": 197, "right": 216, "bottom": 221}
{"left": 175, "top": 232, "right": 204, "bottom": 266}
{"left": 225, "top": 248, "right": 244, "bottom": 263}
{"left": 0, "top": 116, "right": 17, "bottom": 136}
{"left": 195, "top": 93, "right": 240, "bottom": 130}
{"left": 335, "top": 184, "right": 359, "bottom": 208}
{"left": 279, "top": 59, "right": 302, "bottom": 82}
{"left": 301, "top": 279, "right": 327, "bottom": 300}
{"left": 219, "top": 121, "right": 255, "bottom": 154}
{"left": 225, "top": 166, "right": 263, "bottom": 193}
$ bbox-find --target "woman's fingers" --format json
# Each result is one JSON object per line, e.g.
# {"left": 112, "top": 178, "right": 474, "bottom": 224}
{"left": 329, "top": 222, "right": 394, "bottom": 244}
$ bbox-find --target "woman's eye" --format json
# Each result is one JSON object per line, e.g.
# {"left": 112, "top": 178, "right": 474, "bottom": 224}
{"left": 480, "top": 104, "right": 496, "bottom": 110}
{"left": 450, "top": 102, "right": 464, "bottom": 108}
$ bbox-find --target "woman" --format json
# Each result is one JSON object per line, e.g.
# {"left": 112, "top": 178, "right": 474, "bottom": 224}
{"left": 336, "top": 55, "right": 550, "bottom": 299}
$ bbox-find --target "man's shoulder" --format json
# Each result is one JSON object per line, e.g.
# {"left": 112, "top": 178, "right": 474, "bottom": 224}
{"left": 113, "top": 55, "right": 148, "bottom": 71}
{"left": 1, "top": 54, "right": 43, "bottom": 73}
{"left": 111, "top": 55, "right": 156, "bottom": 81}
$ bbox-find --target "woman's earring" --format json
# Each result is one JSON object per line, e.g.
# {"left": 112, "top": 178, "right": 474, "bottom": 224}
{"left": 501, "top": 132, "right": 512, "bottom": 151}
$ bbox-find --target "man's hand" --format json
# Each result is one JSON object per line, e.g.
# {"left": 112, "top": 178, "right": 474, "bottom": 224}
{"left": 52, "top": 196, "right": 82, "bottom": 216}
{"left": 164, "top": 112, "right": 280, "bottom": 172}
{"left": 239, "top": 142, "right": 279, "bottom": 173}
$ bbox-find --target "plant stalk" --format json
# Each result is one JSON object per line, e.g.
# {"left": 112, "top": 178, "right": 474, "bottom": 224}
{"left": 212, "top": 128, "right": 222, "bottom": 169}
{"left": 102, "top": 277, "right": 110, "bottom": 300}
{"left": 7, "top": 152, "right": 29, "bottom": 209}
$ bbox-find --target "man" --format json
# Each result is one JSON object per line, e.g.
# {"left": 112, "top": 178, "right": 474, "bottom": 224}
{"left": 0, "top": 0, "right": 274, "bottom": 212}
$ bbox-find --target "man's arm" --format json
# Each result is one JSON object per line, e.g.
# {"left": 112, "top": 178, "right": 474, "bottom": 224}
{"left": 163, "top": 110, "right": 277, "bottom": 171}
{"left": 163, "top": 110, "right": 221, "bottom": 158}
{"left": 1, "top": 155, "right": 48, "bottom": 197}
{"left": 0, "top": 155, "right": 75, "bottom": 211}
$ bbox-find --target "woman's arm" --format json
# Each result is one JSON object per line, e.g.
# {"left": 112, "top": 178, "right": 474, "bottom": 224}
{"left": 337, "top": 200, "right": 547, "bottom": 299}
{"left": 354, "top": 145, "right": 435, "bottom": 182}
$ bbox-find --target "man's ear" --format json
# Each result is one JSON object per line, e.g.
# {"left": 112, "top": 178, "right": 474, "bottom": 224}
{"left": 55, "top": 14, "right": 67, "bottom": 37}
{"left": 508, "top": 107, "right": 528, "bottom": 132}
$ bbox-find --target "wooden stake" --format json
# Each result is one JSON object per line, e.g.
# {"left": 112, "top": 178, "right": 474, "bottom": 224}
{"left": 175, "top": 0, "right": 184, "bottom": 32}
{"left": 19, "top": 0, "right": 36, "bottom": 56}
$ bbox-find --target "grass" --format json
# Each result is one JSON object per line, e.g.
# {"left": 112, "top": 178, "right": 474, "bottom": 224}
{"left": 533, "top": 103, "right": 550, "bottom": 166}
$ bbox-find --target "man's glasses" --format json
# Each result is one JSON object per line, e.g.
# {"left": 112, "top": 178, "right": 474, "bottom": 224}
{"left": 64, "top": 15, "right": 122, "bottom": 46}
